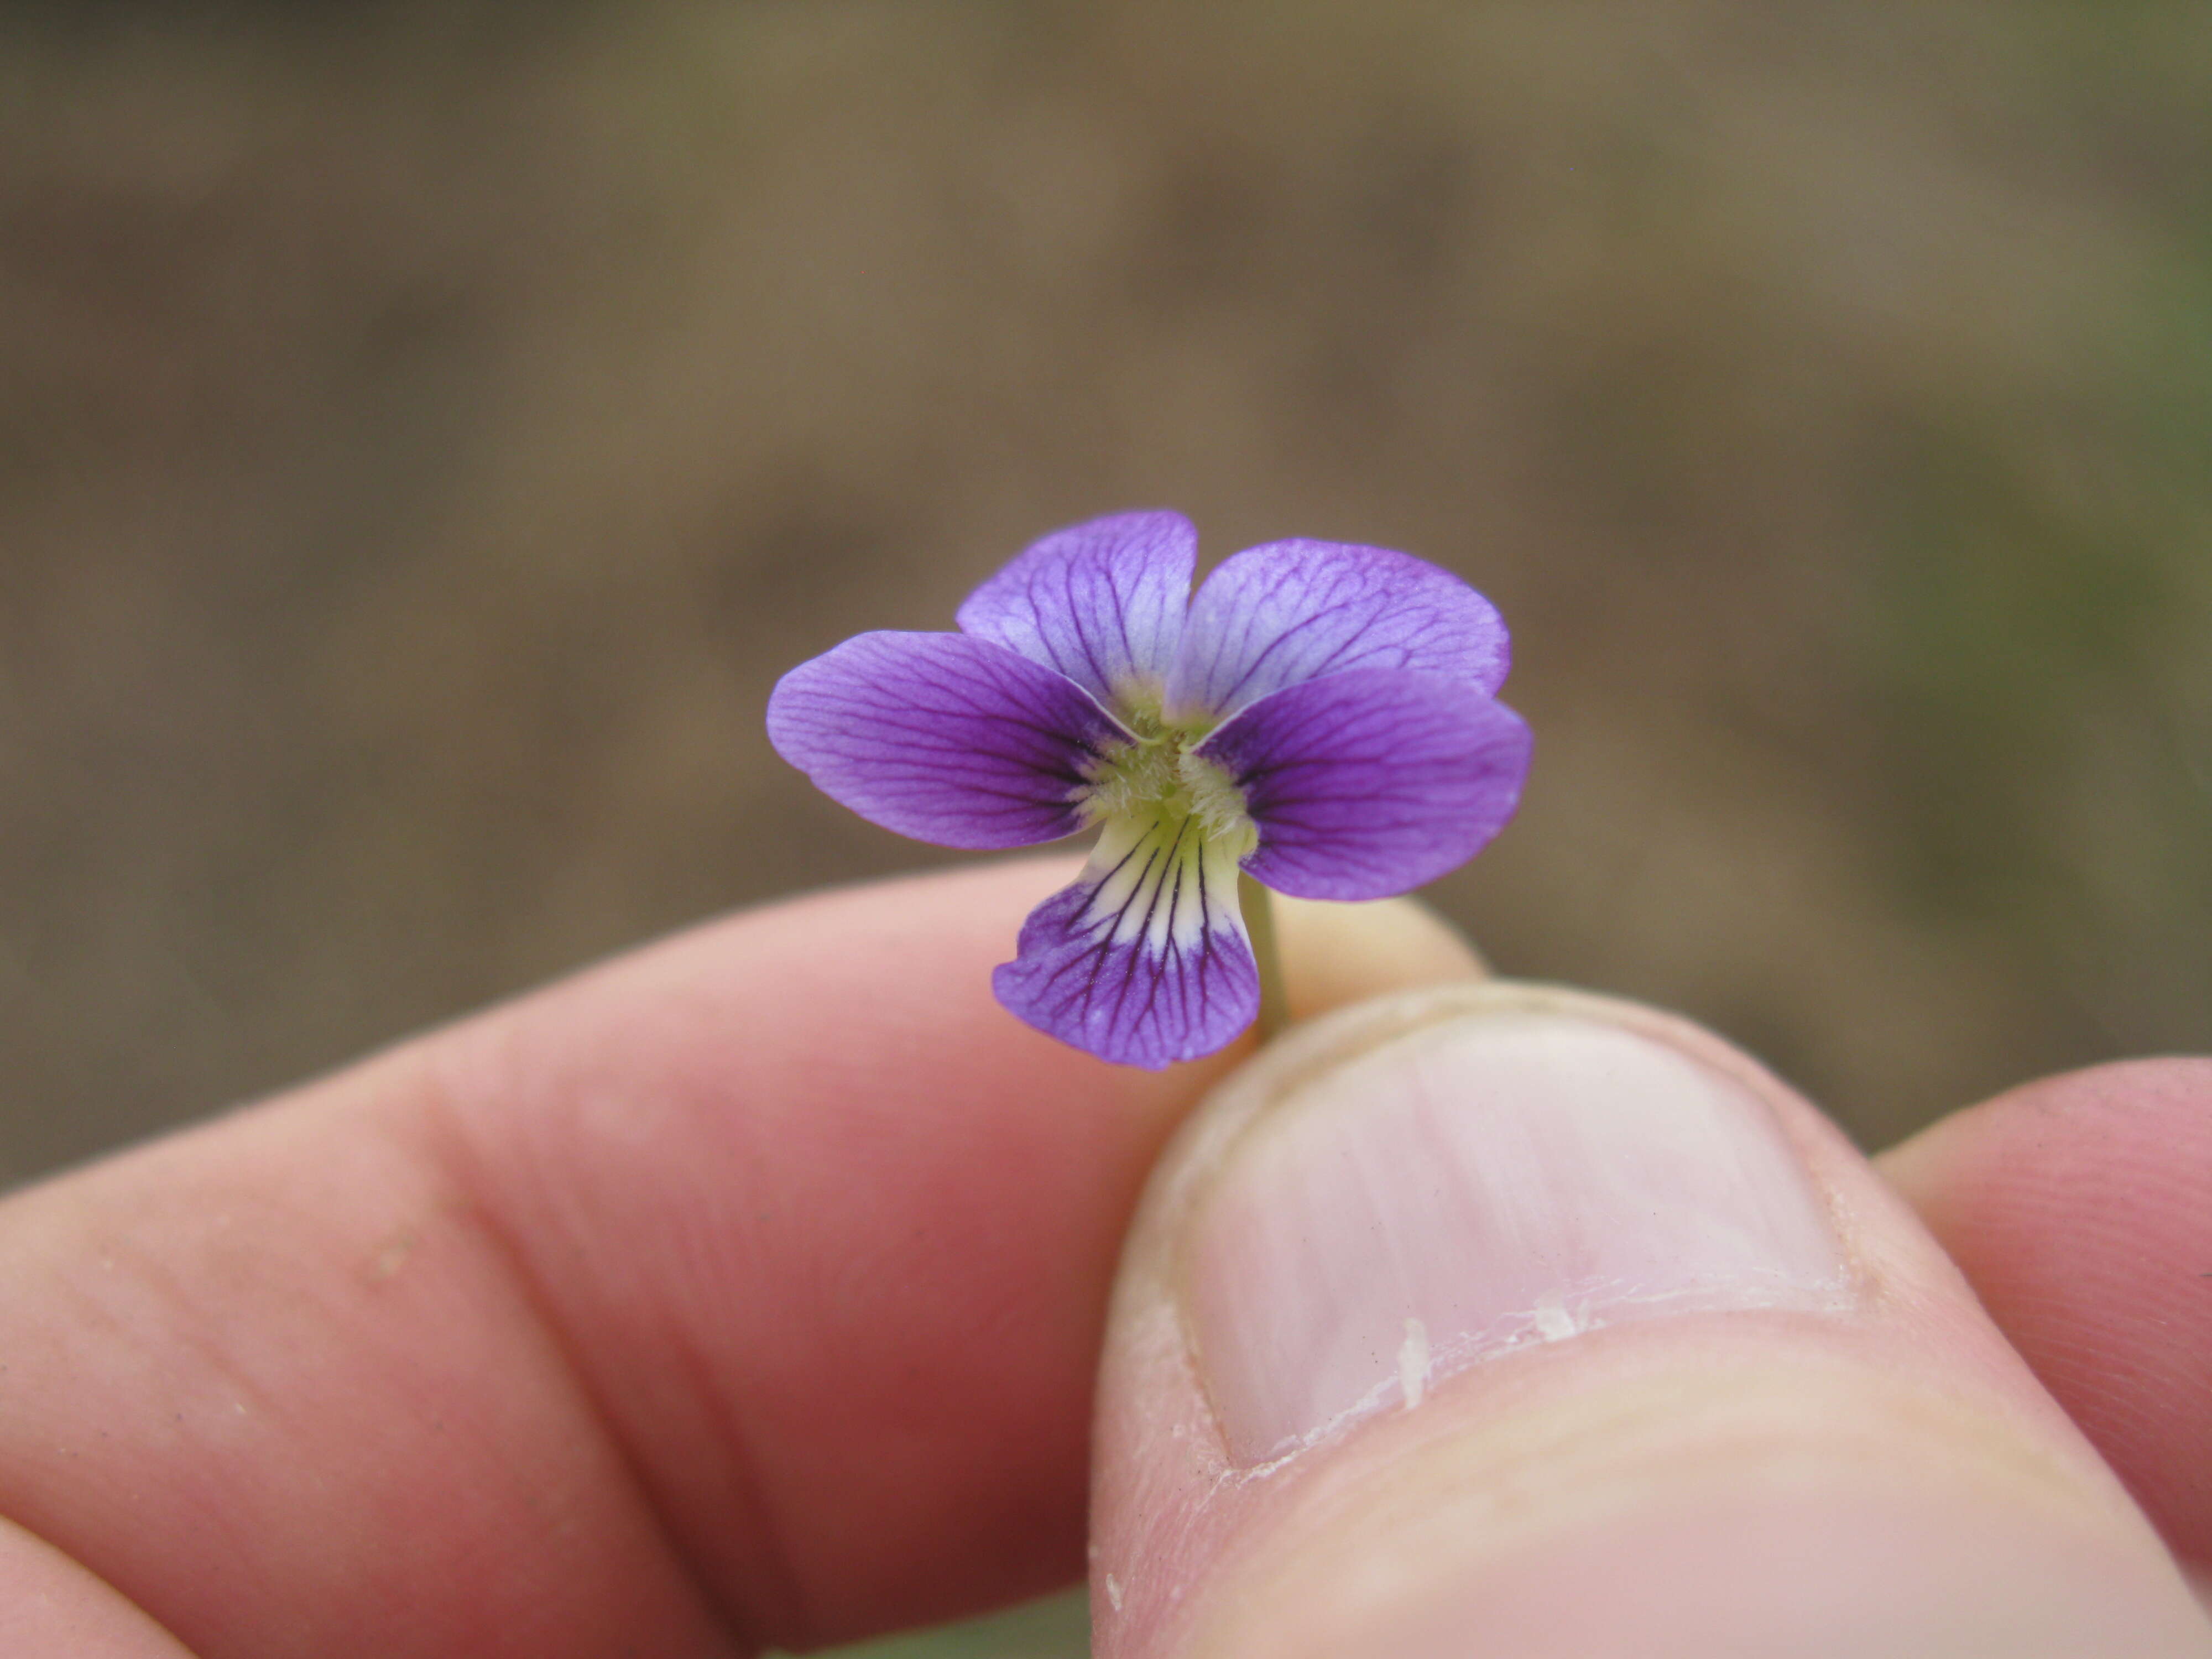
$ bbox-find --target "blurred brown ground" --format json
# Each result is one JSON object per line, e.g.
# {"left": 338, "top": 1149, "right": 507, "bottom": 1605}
{"left": 2, "top": 0, "right": 2206, "bottom": 1182}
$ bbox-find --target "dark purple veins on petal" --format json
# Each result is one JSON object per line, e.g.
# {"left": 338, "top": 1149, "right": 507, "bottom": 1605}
{"left": 765, "top": 632, "right": 1131, "bottom": 850}
{"left": 1197, "top": 667, "right": 1533, "bottom": 901}
{"left": 956, "top": 510, "right": 1196, "bottom": 709}
{"left": 1165, "top": 539, "right": 1511, "bottom": 723}
{"left": 992, "top": 822, "right": 1259, "bottom": 1068}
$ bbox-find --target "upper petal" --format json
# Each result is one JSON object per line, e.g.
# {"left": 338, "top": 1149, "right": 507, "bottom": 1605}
{"left": 956, "top": 510, "right": 1196, "bottom": 709}
{"left": 992, "top": 813, "right": 1258, "bottom": 1068}
{"left": 1164, "top": 539, "right": 1510, "bottom": 724}
{"left": 766, "top": 632, "right": 1131, "bottom": 850}
{"left": 1195, "top": 667, "right": 1531, "bottom": 900}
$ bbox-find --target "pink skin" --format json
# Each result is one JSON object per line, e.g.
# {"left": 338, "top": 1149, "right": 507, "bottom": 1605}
{"left": 1880, "top": 1058, "right": 2212, "bottom": 1574}
{"left": 1088, "top": 987, "right": 2208, "bottom": 1656}
{"left": 0, "top": 860, "right": 1218, "bottom": 1658}
{"left": 0, "top": 861, "right": 2198, "bottom": 1655}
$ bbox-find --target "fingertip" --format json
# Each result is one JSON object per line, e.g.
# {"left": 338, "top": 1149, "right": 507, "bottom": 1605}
{"left": 1879, "top": 1057, "right": 2212, "bottom": 1571}
{"left": 1880, "top": 1056, "right": 2212, "bottom": 1206}
{"left": 1092, "top": 989, "right": 2211, "bottom": 1657}
{"left": 0, "top": 858, "right": 1241, "bottom": 1658}
{"left": 1272, "top": 894, "right": 1486, "bottom": 1024}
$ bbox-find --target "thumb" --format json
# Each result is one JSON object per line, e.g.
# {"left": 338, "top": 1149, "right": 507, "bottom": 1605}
{"left": 1091, "top": 984, "right": 2212, "bottom": 1657}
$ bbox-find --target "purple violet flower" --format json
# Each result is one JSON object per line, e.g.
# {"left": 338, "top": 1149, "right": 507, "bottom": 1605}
{"left": 766, "top": 510, "right": 1532, "bottom": 1068}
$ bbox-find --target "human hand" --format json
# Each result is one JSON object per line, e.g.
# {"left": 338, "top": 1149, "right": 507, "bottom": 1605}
{"left": 0, "top": 862, "right": 2203, "bottom": 1656}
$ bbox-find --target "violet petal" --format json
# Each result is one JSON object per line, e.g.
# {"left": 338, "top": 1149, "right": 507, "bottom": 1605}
{"left": 992, "top": 815, "right": 1258, "bottom": 1067}
{"left": 766, "top": 632, "right": 1130, "bottom": 850}
{"left": 1164, "top": 539, "right": 1510, "bottom": 723}
{"left": 1197, "top": 667, "right": 1531, "bottom": 900}
{"left": 956, "top": 510, "right": 1196, "bottom": 708}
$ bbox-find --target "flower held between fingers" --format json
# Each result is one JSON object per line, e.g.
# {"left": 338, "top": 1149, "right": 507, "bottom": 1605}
{"left": 765, "top": 511, "right": 1532, "bottom": 1067}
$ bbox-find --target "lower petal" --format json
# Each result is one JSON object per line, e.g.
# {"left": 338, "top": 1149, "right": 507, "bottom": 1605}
{"left": 993, "top": 815, "right": 1259, "bottom": 1068}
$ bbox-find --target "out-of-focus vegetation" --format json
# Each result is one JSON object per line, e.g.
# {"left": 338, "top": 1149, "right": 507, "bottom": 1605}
{"left": 2, "top": 6, "right": 2206, "bottom": 1650}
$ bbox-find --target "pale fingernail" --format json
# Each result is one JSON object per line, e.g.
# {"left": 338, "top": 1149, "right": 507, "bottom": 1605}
{"left": 1186, "top": 1010, "right": 1850, "bottom": 1465}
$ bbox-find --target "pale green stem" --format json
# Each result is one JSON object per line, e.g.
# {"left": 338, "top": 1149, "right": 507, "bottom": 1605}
{"left": 1239, "top": 872, "right": 1291, "bottom": 1043}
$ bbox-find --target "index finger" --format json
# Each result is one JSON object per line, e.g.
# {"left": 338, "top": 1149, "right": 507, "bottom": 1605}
{"left": 0, "top": 860, "right": 1474, "bottom": 1657}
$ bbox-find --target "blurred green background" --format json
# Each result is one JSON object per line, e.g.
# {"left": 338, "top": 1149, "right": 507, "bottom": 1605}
{"left": 2, "top": 3, "right": 2206, "bottom": 1653}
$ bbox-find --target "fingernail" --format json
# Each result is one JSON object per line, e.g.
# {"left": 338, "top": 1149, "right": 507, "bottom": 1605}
{"left": 1186, "top": 1008, "right": 1849, "bottom": 1465}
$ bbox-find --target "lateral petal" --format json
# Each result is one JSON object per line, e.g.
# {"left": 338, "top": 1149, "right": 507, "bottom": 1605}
{"left": 956, "top": 510, "right": 1196, "bottom": 709}
{"left": 766, "top": 632, "right": 1130, "bottom": 850}
{"left": 992, "top": 814, "right": 1258, "bottom": 1068}
{"left": 1165, "top": 539, "right": 1510, "bottom": 723}
{"left": 1196, "top": 667, "right": 1531, "bottom": 900}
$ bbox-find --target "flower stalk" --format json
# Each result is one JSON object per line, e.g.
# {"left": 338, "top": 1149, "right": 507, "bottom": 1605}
{"left": 1238, "top": 872, "right": 1291, "bottom": 1044}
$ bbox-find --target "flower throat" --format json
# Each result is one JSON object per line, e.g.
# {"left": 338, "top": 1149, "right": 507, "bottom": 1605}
{"left": 1079, "top": 697, "right": 1258, "bottom": 858}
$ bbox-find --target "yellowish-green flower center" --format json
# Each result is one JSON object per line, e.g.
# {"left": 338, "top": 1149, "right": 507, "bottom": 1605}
{"left": 1079, "top": 703, "right": 1258, "bottom": 862}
